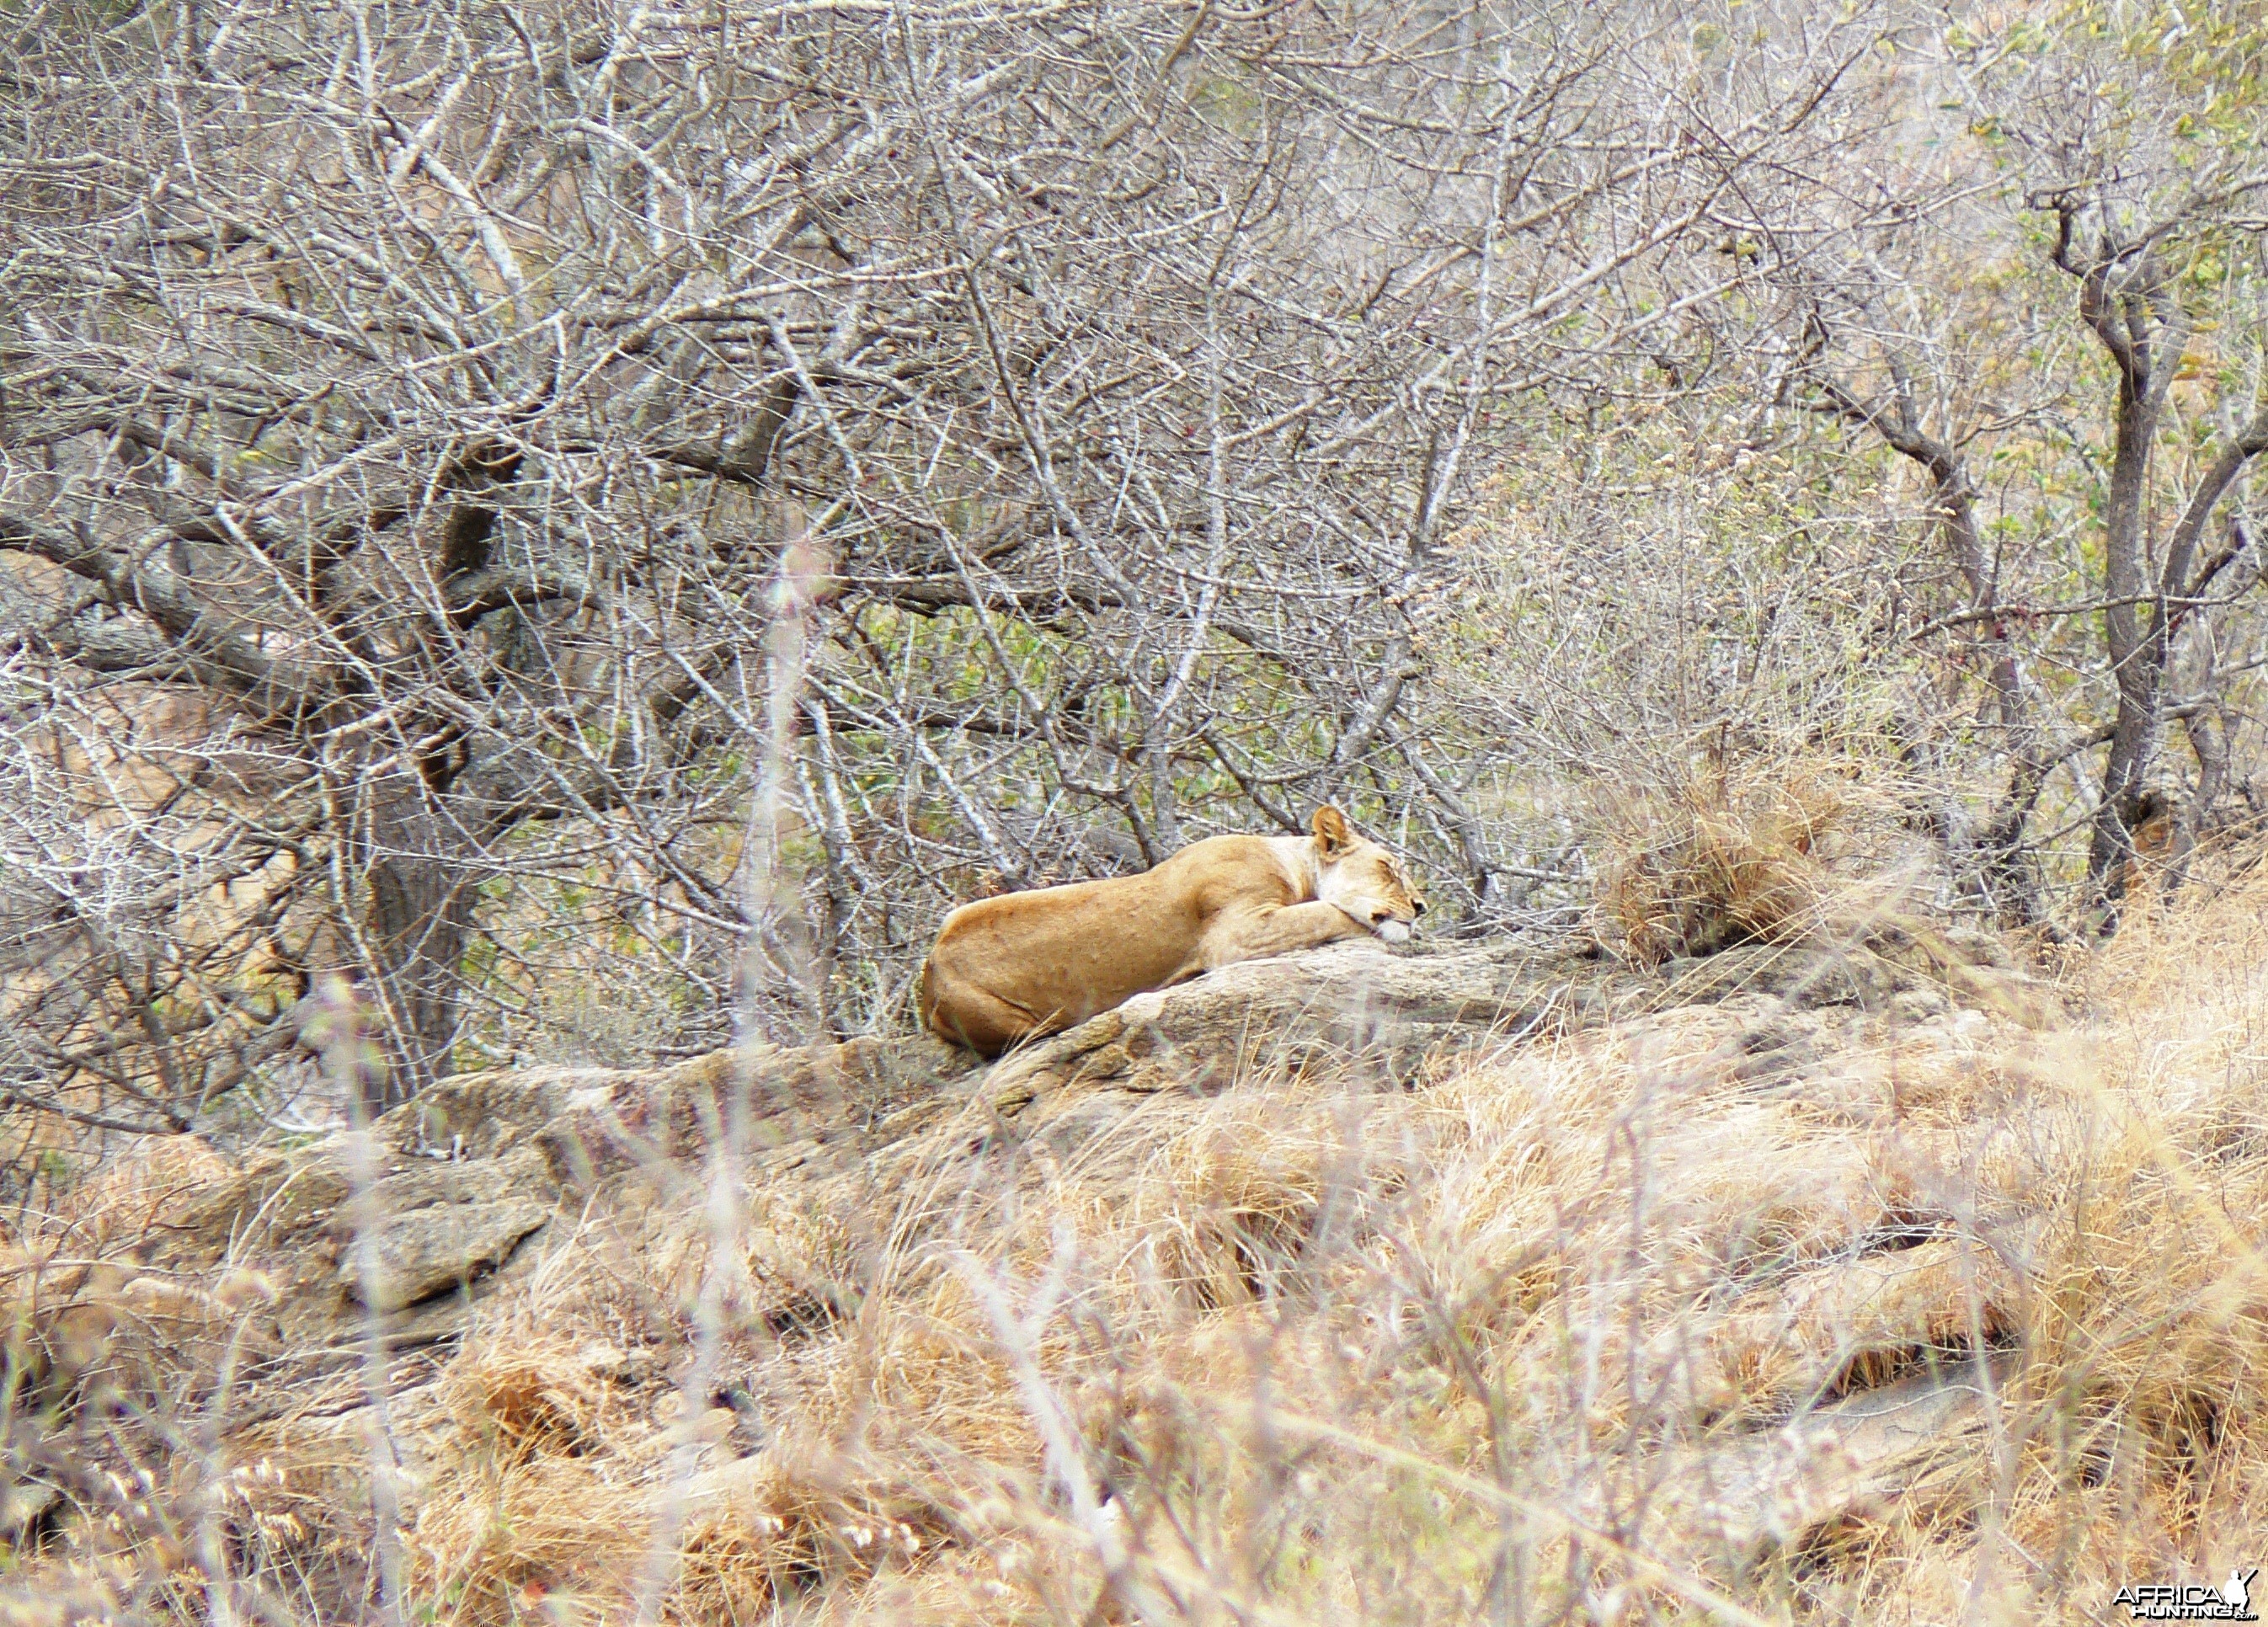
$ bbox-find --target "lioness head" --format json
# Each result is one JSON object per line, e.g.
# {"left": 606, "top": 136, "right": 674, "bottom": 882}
{"left": 1309, "top": 806, "right": 1425, "bottom": 943}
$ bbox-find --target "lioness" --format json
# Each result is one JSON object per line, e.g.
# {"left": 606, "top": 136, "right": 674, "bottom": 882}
{"left": 920, "top": 806, "right": 1424, "bottom": 1055}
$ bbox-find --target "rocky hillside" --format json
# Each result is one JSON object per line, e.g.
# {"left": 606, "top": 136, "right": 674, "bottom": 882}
{"left": 7, "top": 898, "right": 2267, "bottom": 1624}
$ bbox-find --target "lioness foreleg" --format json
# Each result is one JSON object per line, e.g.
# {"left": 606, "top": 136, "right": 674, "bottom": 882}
{"left": 1198, "top": 901, "right": 1368, "bottom": 970}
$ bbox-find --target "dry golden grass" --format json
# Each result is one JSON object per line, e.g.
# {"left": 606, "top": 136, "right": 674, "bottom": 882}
{"left": 10, "top": 858, "right": 2268, "bottom": 1623}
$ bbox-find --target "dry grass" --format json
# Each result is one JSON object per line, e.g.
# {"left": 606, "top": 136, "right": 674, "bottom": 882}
{"left": 9, "top": 860, "right": 2268, "bottom": 1622}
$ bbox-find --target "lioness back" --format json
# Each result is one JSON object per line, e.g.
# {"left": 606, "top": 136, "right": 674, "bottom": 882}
{"left": 921, "top": 835, "right": 1295, "bottom": 1054}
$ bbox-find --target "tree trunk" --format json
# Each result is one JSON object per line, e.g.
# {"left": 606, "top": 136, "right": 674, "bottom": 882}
{"left": 2079, "top": 393, "right": 2266, "bottom": 899}
{"left": 2082, "top": 363, "right": 2166, "bottom": 895}
{"left": 2072, "top": 243, "right": 2184, "bottom": 899}
{"left": 1977, "top": 752, "right": 2051, "bottom": 928}
{"left": 362, "top": 798, "right": 480, "bottom": 1114}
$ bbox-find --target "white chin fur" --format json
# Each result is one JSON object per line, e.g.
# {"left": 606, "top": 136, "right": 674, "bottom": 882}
{"left": 1372, "top": 920, "right": 1412, "bottom": 945}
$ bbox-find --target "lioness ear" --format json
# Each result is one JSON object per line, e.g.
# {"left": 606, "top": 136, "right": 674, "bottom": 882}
{"left": 1310, "top": 805, "right": 1353, "bottom": 859}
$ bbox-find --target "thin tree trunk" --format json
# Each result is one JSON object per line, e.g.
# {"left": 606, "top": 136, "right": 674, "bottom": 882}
{"left": 2164, "top": 704, "right": 2229, "bottom": 894}
{"left": 2083, "top": 355, "right": 2169, "bottom": 892}
{"left": 362, "top": 798, "right": 479, "bottom": 1113}
{"left": 2067, "top": 231, "right": 2185, "bottom": 896}
{"left": 1977, "top": 749, "right": 2052, "bottom": 927}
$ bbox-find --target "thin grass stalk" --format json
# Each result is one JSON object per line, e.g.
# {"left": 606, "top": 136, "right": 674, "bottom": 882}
{"left": 306, "top": 974, "right": 406, "bottom": 1624}
{"left": 631, "top": 506, "right": 827, "bottom": 1619}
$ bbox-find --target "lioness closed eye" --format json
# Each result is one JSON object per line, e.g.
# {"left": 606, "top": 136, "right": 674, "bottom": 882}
{"left": 920, "top": 805, "right": 1425, "bottom": 1056}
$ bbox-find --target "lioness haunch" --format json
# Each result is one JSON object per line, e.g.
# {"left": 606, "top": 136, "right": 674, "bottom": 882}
{"left": 920, "top": 806, "right": 1425, "bottom": 1056}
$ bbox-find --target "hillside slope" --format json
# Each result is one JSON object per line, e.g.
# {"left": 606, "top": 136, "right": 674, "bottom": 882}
{"left": 6, "top": 898, "right": 2266, "bottom": 1624}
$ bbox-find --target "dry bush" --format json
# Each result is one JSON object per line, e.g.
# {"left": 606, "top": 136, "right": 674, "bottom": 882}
{"left": 1590, "top": 753, "right": 1912, "bottom": 965}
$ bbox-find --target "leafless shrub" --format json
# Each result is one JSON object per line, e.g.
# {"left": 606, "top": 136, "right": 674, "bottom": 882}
{"left": 11, "top": 4, "right": 2268, "bottom": 1623}
{"left": 1, "top": 0, "right": 1909, "bottom": 1134}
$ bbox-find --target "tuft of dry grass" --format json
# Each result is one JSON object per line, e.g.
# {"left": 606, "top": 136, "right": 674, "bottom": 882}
{"left": 1592, "top": 753, "right": 1900, "bottom": 965}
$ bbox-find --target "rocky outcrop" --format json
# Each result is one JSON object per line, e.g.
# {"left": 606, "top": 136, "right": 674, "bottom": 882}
{"left": 979, "top": 924, "right": 2054, "bottom": 1128}
{"left": 1606, "top": 1354, "right": 2014, "bottom": 1559}
{"left": 14, "top": 1035, "right": 974, "bottom": 1347}
{"left": 26, "top": 925, "right": 2057, "bottom": 1347}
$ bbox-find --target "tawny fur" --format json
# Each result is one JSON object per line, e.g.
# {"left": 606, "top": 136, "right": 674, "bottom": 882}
{"left": 920, "top": 806, "right": 1423, "bottom": 1056}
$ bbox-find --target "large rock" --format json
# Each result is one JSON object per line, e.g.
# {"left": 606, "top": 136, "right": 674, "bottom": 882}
{"left": 345, "top": 1147, "right": 558, "bottom": 1312}
{"left": 980, "top": 938, "right": 1588, "bottom": 1116}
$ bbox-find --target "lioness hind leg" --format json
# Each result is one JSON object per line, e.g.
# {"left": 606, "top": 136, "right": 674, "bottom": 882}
{"left": 922, "top": 968, "right": 1051, "bottom": 1058}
